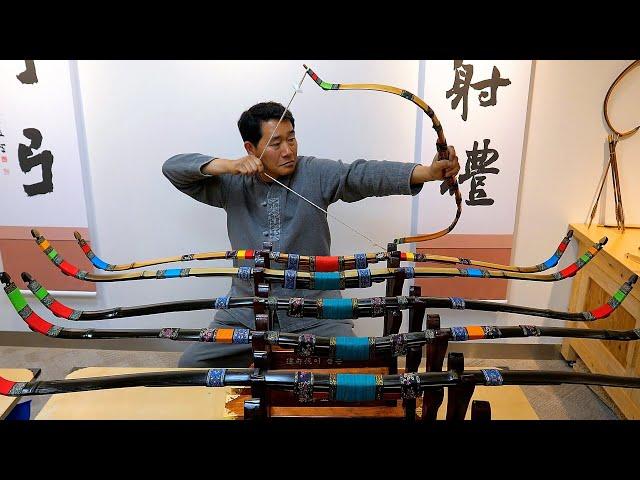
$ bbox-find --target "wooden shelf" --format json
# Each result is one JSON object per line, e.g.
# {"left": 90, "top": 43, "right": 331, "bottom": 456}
{"left": 561, "top": 223, "right": 640, "bottom": 419}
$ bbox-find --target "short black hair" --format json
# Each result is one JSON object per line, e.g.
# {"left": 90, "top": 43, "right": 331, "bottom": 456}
{"left": 237, "top": 102, "right": 295, "bottom": 146}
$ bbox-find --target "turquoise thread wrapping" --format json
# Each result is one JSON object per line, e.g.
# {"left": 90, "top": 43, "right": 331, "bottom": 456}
{"left": 335, "top": 374, "right": 377, "bottom": 402}
{"left": 335, "top": 336, "right": 370, "bottom": 360}
{"left": 312, "top": 272, "right": 341, "bottom": 290}
{"left": 320, "top": 298, "right": 354, "bottom": 319}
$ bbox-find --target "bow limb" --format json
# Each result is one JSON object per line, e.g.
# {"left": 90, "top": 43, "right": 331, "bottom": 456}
{"left": 303, "top": 65, "right": 462, "bottom": 244}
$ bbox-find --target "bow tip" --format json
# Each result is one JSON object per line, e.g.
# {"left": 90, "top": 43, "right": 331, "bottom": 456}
{"left": 21, "top": 272, "right": 33, "bottom": 283}
{"left": 0, "top": 272, "right": 11, "bottom": 284}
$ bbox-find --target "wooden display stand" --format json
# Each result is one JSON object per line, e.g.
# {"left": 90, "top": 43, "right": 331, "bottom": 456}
{"left": 242, "top": 242, "right": 421, "bottom": 419}
{"left": 561, "top": 223, "right": 640, "bottom": 418}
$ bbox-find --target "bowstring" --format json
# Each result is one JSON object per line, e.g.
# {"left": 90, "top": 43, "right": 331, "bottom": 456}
{"left": 257, "top": 67, "right": 387, "bottom": 252}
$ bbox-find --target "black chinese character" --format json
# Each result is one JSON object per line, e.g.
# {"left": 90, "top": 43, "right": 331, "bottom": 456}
{"left": 17, "top": 60, "right": 39, "bottom": 85}
{"left": 446, "top": 60, "right": 474, "bottom": 121}
{"left": 446, "top": 60, "right": 511, "bottom": 121}
{"left": 18, "top": 128, "right": 54, "bottom": 196}
{"left": 0, "top": 143, "right": 5, "bottom": 153}
{"left": 459, "top": 139, "right": 500, "bottom": 206}
{"left": 470, "top": 66, "right": 511, "bottom": 107}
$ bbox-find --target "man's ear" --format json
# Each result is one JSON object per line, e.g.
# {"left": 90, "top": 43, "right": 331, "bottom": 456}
{"left": 244, "top": 141, "right": 257, "bottom": 156}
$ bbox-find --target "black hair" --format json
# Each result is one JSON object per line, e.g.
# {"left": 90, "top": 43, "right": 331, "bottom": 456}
{"left": 237, "top": 102, "right": 295, "bottom": 146}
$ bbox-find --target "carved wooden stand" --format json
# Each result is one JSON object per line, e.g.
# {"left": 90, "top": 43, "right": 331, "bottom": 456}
{"left": 236, "top": 242, "right": 491, "bottom": 421}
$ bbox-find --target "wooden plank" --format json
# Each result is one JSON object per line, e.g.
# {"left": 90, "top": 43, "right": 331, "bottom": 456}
{"left": 35, "top": 367, "right": 230, "bottom": 420}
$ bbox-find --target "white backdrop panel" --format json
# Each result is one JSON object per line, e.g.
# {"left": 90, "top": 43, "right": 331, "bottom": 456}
{"left": 76, "top": 60, "right": 420, "bottom": 334}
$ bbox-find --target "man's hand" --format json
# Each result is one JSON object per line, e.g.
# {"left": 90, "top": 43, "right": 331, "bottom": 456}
{"left": 201, "top": 155, "right": 264, "bottom": 176}
{"left": 428, "top": 146, "right": 460, "bottom": 181}
{"left": 410, "top": 146, "right": 461, "bottom": 184}
{"left": 228, "top": 155, "right": 265, "bottom": 176}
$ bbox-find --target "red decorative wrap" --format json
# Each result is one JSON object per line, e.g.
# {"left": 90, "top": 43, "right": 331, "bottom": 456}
{"left": 315, "top": 256, "right": 340, "bottom": 272}
{"left": 50, "top": 300, "right": 75, "bottom": 319}
{"left": 59, "top": 261, "right": 80, "bottom": 277}
{"left": 25, "top": 311, "right": 54, "bottom": 335}
{"left": 0, "top": 377, "right": 16, "bottom": 395}
{"left": 559, "top": 263, "right": 578, "bottom": 278}
{"left": 245, "top": 250, "right": 255, "bottom": 259}
{"left": 80, "top": 243, "right": 91, "bottom": 254}
{"left": 590, "top": 303, "right": 614, "bottom": 319}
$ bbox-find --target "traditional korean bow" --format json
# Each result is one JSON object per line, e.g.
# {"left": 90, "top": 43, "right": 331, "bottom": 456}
{"left": 256, "top": 64, "right": 462, "bottom": 250}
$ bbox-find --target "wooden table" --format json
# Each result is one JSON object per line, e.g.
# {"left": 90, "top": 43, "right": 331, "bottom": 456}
{"left": 35, "top": 367, "right": 538, "bottom": 420}
{"left": 561, "top": 223, "right": 640, "bottom": 418}
{"left": 0, "top": 368, "right": 39, "bottom": 419}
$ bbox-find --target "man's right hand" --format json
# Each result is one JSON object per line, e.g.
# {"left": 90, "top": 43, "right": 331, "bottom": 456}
{"left": 227, "top": 155, "right": 264, "bottom": 176}
{"left": 202, "top": 155, "right": 265, "bottom": 176}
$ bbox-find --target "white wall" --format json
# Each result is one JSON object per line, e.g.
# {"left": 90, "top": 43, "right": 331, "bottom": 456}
{"left": 1, "top": 61, "right": 418, "bottom": 335}
{"left": 506, "top": 60, "right": 640, "bottom": 343}
{"left": 2, "top": 60, "right": 638, "bottom": 347}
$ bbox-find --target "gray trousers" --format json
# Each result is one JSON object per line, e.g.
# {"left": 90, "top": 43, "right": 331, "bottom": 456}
{"left": 178, "top": 316, "right": 356, "bottom": 368}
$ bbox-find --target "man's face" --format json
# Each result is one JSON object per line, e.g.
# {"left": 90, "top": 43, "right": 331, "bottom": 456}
{"left": 247, "top": 119, "right": 298, "bottom": 179}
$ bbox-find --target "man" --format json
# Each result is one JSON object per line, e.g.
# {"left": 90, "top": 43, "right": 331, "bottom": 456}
{"left": 163, "top": 101, "right": 460, "bottom": 367}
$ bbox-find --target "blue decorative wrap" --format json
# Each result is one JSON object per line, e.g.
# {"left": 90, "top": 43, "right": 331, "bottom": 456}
{"left": 284, "top": 269, "right": 297, "bottom": 289}
{"left": 206, "top": 368, "right": 226, "bottom": 387}
{"left": 294, "top": 371, "right": 314, "bottom": 403}
{"left": 357, "top": 268, "right": 372, "bottom": 288}
{"left": 164, "top": 269, "right": 184, "bottom": 278}
{"left": 333, "top": 374, "right": 378, "bottom": 402}
{"left": 400, "top": 372, "right": 421, "bottom": 399}
{"left": 237, "top": 267, "right": 252, "bottom": 281}
{"left": 320, "top": 298, "right": 355, "bottom": 319}
{"left": 311, "top": 272, "right": 342, "bottom": 290}
{"left": 287, "top": 254, "right": 300, "bottom": 270}
{"left": 463, "top": 268, "right": 485, "bottom": 278}
{"left": 91, "top": 255, "right": 110, "bottom": 270}
{"left": 450, "top": 327, "right": 469, "bottom": 341}
{"left": 354, "top": 253, "right": 368, "bottom": 269}
{"left": 334, "top": 336, "right": 371, "bottom": 361}
{"left": 214, "top": 296, "right": 230, "bottom": 310}
{"left": 482, "top": 369, "right": 504, "bottom": 386}
{"left": 232, "top": 329, "right": 250, "bottom": 344}
{"left": 541, "top": 255, "right": 559, "bottom": 270}
{"left": 401, "top": 267, "right": 415, "bottom": 279}
{"left": 449, "top": 297, "right": 466, "bottom": 310}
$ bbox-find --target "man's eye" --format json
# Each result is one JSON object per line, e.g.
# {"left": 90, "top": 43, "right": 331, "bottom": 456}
{"left": 270, "top": 142, "right": 281, "bottom": 148}
{"left": 287, "top": 137, "right": 296, "bottom": 143}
